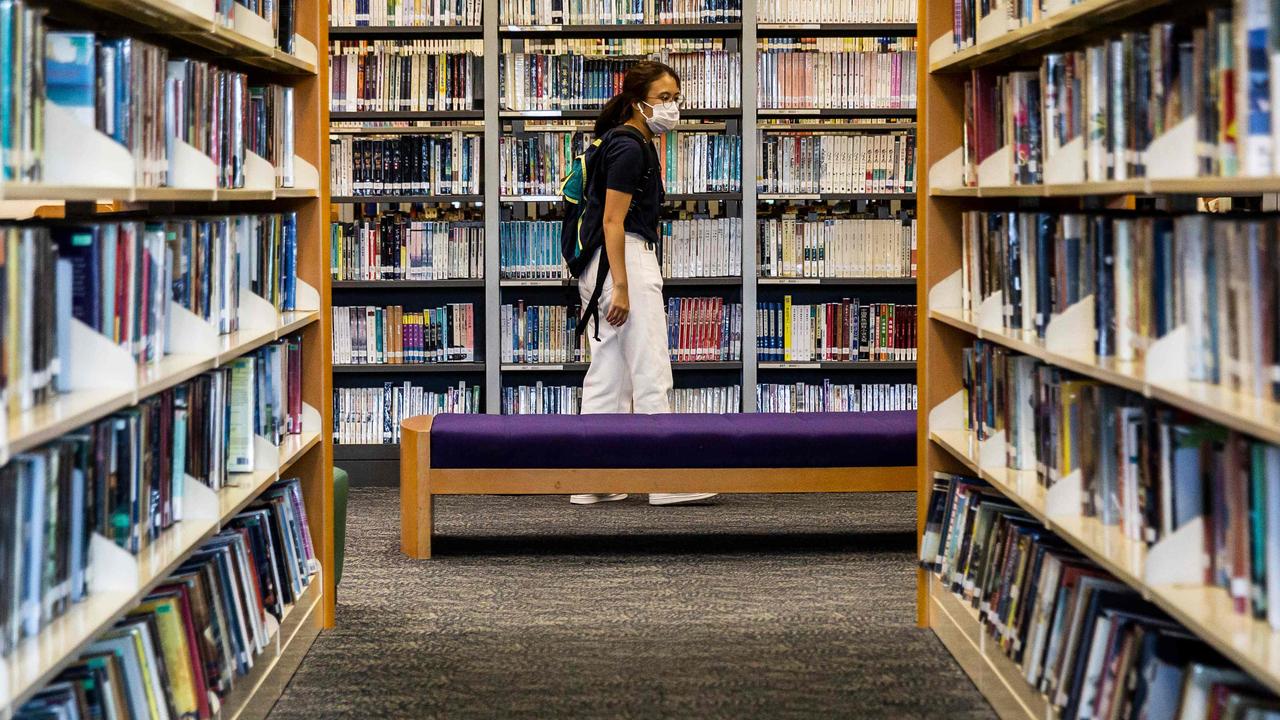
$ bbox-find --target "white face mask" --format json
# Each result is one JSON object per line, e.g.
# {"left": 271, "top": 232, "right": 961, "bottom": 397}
{"left": 640, "top": 100, "right": 680, "bottom": 134}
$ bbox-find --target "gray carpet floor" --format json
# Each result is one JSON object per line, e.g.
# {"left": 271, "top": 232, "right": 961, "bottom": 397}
{"left": 268, "top": 488, "right": 994, "bottom": 719}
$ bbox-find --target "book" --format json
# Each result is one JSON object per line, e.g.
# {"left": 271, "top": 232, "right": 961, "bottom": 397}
{"left": 757, "top": 130, "right": 916, "bottom": 194}
{"left": 333, "top": 303, "right": 477, "bottom": 364}
{"left": 758, "top": 0, "right": 914, "bottom": 24}
{"left": 758, "top": 211, "right": 916, "bottom": 279}
{"left": 328, "top": 39, "right": 482, "bottom": 113}
{"left": 497, "top": 0, "right": 742, "bottom": 25}
{"left": 756, "top": 298, "right": 916, "bottom": 362}
{"left": 668, "top": 385, "right": 740, "bottom": 413}
{"left": 335, "top": 212, "right": 483, "bottom": 281}
{"left": 499, "top": 302, "right": 587, "bottom": 364}
{"left": 332, "top": 0, "right": 483, "bottom": 27}
{"left": 665, "top": 297, "right": 742, "bottom": 362}
{"left": 329, "top": 132, "right": 483, "bottom": 197}
{"left": 757, "top": 37, "right": 917, "bottom": 111}
{"left": 501, "top": 383, "right": 584, "bottom": 415}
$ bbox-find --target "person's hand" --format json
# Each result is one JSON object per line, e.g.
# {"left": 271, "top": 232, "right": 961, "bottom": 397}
{"left": 607, "top": 285, "right": 630, "bottom": 326}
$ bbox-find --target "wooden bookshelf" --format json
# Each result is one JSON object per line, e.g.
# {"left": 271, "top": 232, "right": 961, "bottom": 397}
{"left": 919, "top": 0, "right": 1280, "bottom": 713}
{"left": 0, "top": 0, "right": 335, "bottom": 715}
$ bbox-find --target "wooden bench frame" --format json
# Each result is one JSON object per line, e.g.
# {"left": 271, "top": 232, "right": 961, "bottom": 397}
{"left": 400, "top": 414, "right": 916, "bottom": 558}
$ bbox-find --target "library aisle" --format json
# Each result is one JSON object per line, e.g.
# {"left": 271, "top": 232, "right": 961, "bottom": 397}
{"left": 268, "top": 489, "right": 993, "bottom": 719}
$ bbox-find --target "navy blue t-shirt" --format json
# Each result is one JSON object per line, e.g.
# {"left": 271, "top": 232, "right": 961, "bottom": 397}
{"left": 601, "top": 128, "right": 662, "bottom": 245}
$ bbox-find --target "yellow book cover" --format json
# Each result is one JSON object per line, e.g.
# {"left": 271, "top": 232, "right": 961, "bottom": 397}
{"left": 783, "top": 294, "right": 793, "bottom": 361}
{"left": 135, "top": 597, "right": 200, "bottom": 718}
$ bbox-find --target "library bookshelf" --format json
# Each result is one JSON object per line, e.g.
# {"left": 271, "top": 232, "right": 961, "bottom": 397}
{"left": 329, "top": 0, "right": 920, "bottom": 482}
{"left": 0, "top": 0, "right": 335, "bottom": 716}
{"left": 919, "top": 0, "right": 1280, "bottom": 714}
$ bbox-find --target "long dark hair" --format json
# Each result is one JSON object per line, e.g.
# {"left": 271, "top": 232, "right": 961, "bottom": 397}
{"left": 593, "top": 60, "right": 681, "bottom": 137}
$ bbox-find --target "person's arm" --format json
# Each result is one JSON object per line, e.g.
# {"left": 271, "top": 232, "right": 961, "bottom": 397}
{"left": 602, "top": 188, "right": 632, "bottom": 326}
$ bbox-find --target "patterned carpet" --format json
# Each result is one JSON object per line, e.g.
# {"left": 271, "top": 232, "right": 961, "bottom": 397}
{"left": 268, "top": 488, "right": 994, "bottom": 719}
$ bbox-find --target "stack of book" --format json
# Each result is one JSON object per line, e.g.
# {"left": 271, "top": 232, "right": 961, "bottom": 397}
{"left": 329, "top": 133, "right": 483, "bottom": 196}
{"left": 328, "top": 40, "right": 482, "bottom": 113}
{"left": 332, "top": 215, "right": 484, "bottom": 281}
{"left": 332, "top": 304, "right": 478, "bottom": 364}
{"left": 500, "top": 39, "right": 740, "bottom": 111}
{"left": 500, "top": 302, "right": 589, "bottom": 363}
{"left": 756, "top": 37, "right": 917, "bottom": 110}
{"left": 248, "top": 85, "right": 297, "bottom": 188}
{"left": 757, "top": 131, "right": 916, "bottom": 194}
{"left": 670, "top": 385, "right": 741, "bottom": 413}
{"left": 334, "top": 382, "right": 482, "bottom": 444}
{"left": 14, "top": 478, "right": 317, "bottom": 719}
{"left": 666, "top": 297, "right": 742, "bottom": 362}
{"left": 757, "top": 298, "right": 916, "bottom": 362}
{"left": 331, "top": 0, "right": 483, "bottom": 26}
{"left": 656, "top": 131, "right": 742, "bottom": 194}
{"left": 662, "top": 217, "right": 742, "bottom": 278}
{"left": 922, "top": 471, "right": 1280, "bottom": 717}
{"left": 758, "top": 0, "right": 915, "bottom": 23}
{"left": 502, "top": 384, "right": 582, "bottom": 414}
{"left": 500, "top": 221, "right": 571, "bottom": 279}
{"left": 498, "top": 0, "right": 743, "bottom": 25}
{"left": 756, "top": 382, "right": 918, "bottom": 412}
{"left": 758, "top": 213, "right": 916, "bottom": 279}
{"left": 499, "top": 130, "right": 591, "bottom": 196}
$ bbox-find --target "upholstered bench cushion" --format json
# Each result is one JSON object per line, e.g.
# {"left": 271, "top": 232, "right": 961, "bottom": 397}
{"left": 428, "top": 411, "right": 916, "bottom": 469}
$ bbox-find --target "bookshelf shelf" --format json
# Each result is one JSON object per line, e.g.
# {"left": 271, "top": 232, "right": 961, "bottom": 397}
{"left": 332, "top": 194, "right": 485, "bottom": 203}
{"left": 757, "top": 108, "right": 916, "bottom": 118}
{"left": 332, "top": 363, "right": 488, "bottom": 374}
{"left": 5, "top": 312, "right": 321, "bottom": 459}
{"left": 329, "top": 25, "right": 485, "bottom": 38}
{"left": 499, "top": 108, "right": 742, "bottom": 119}
{"left": 757, "top": 277, "right": 917, "bottom": 286}
{"left": 758, "top": 192, "right": 917, "bottom": 201}
{"left": 333, "top": 279, "right": 486, "bottom": 289}
{"left": 758, "top": 361, "right": 917, "bottom": 371}
{"left": 499, "top": 278, "right": 574, "bottom": 287}
{"left": 330, "top": 110, "right": 485, "bottom": 121}
{"left": 498, "top": 277, "right": 746, "bottom": 288}
{"left": 500, "top": 22, "right": 744, "bottom": 37}
{"left": 667, "top": 192, "right": 743, "bottom": 201}
{"left": 0, "top": 425, "right": 323, "bottom": 715}
{"left": 927, "top": 424, "right": 1280, "bottom": 697}
{"left": 500, "top": 361, "right": 744, "bottom": 372}
{"left": 926, "top": 306, "right": 1280, "bottom": 446}
{"left": 925, "top": 176, "right": 1280, "bottom": 197}
{"left": 758, "top": 121, "right": 918, "bottom": 131}
{"left": 757, "top": 22, "right": 918, "bottom": 36}
{"left": 927, "top": 0, "right": 1175, "bottom": 74}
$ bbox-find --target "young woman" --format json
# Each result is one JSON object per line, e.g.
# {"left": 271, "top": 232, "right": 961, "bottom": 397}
{"left": 570, "top": 61, "right": 717, "bottom": 507}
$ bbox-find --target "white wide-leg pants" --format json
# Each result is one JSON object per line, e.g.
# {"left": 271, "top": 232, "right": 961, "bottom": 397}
{"left": 579, "top": 234, "right": 673, "bottom": 414}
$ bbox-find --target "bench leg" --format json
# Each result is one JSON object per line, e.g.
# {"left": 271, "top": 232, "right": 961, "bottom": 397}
{"left": 401, "top": 417, "right": 435, "bottom": 559}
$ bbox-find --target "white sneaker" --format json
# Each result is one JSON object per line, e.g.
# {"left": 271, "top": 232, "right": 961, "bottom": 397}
{"left": 570, "top": 493, "right": 629, "bottom": 505}
{"left": 648, "top": 493, "right": 719, "bottom": 506}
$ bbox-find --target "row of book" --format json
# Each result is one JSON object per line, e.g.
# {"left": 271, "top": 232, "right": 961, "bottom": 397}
{"left": 661, "top": 217, "right": 742, "bottom": 279}
{"left": 499, "top": 129, "right": 742, "bottom": 196}
{"left": 15, "top": 479, "right": 317, "bottom": 720}
{"left": 0, "top": 338, "right": 304, "bottom": 657}
{"left": 757, "top": 0, "right": 916, "bottom": 23}
{"left": 332, "top": 304, "right": 478, "bottom": 364}
{"left": 226, "top": 0, "right": 299, "bottom": 53}
{"left": 758, "top": 213, "right": 917, "bottom": 279}
{"left": 332, "top": 215, "right": 484, "bottom": 280}
{"left": 757, "top": 299, "right": 916, "bottom": 362}
{"left": 656, "top": 131, "right": 742, "bottom": 194}
{"left": 959, "top": 211, "right": 1280, "bottom": 402}
{"left": 757, "top": 131, "right": 916, "bottom": 194}
{"left": 666, "top": 297, "right": 743, "bottom": 362}
{"left": 756, "top": 38, "right": 917, "bottom": 110}
{"left": 34, "top": 27, "right": 299, "bottom": 189}
{"left": 922, "top": 471, "right": 1280, "bottom": 718}
{"left": 961, "top": 337, "right": 1280, "bottom": 628}
{"left": 498, "top": 0, "right": 742, "bottom": 25}
{"left": 329, "top": 132, "right": 483, "bottom": 196}
{"left": 962, "top": 7, "right": 1280, "bottom": 186}
{"left": 503, "top": 383, "right": 581, "bottom": 415}
{"left": 499, "top": 41, "right": 740, "bottom": 111}
{"left": 499, "top": 220, "right": 570, "bottom": 279}
{"left": 670, "top": 385, "right": 740, "bottom": 413}
{"left": 500, "top": 302, "right": 588, "bottom": 364}
{"left": 331, "top": 0, "right": 483, "bottom": 26}
{"left": 328, "top": 41, "right": 482, "bottom": 113}
{"left": 334, "top": 382, "right": 482, "bottom": 444}
{"left": 756, "top": 382, "right": 917, "bottom": 413}
{"left": 946, "top": 0, "right": 1069, "bottom": 52}
{"left": 3, "top": 214, "right": 298, "bottom": 413}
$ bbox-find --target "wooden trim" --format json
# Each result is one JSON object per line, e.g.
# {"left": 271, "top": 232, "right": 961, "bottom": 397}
{"left": 427, "top": 466, "right": 916, "bottom": 494}
{"left": 400, "top": 415, "right": 435, "bottom": 559}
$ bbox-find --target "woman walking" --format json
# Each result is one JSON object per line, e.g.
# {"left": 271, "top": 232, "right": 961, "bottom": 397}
{"left": 570, "top": 60, "right": 717, "bottom": 507}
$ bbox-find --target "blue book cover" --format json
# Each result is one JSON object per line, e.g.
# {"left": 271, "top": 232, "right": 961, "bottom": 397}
{"left": 44, "top": 31, "right": 96, "bottom": 126}
{"left": 51, "top": 227, "right": 100, "bottom": 333}
{"left": 0, "top": 1, "right": 15, "bottom": 180}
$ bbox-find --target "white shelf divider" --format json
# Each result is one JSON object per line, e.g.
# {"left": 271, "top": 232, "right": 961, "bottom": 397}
{"left": 43, "top": 103, "right": 135, "bottom": 188}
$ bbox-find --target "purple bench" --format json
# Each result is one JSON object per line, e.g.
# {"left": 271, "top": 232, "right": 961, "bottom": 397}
{"left": 401, "top": 412, "right": 918, "bottom": 558}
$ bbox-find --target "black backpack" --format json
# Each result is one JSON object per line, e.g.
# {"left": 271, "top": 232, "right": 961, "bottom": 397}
{"left": 559, "top": 125, "right": 659, "bottom": 340}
